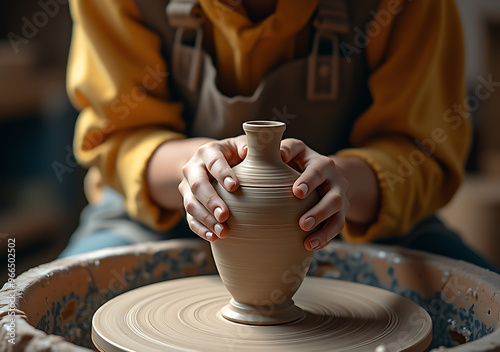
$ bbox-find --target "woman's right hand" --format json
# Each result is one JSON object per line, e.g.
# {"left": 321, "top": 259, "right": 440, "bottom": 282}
{"left": 178, "top": 136, "right": 248, "bottom": 242}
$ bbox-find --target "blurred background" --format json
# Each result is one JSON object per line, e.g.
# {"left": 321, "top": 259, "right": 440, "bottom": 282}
{"left": 0, "top": 1, "right": 84, "bottom": 284}
{"left": 0, "top": 0, "right": 499, "bottom": 283}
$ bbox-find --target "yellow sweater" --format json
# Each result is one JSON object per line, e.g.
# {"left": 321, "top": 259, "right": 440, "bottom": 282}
{"left": 67, "top": 0, "right": 470, "bottom": 242}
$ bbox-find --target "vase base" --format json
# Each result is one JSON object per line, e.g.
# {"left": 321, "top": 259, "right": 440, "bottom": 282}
{"left": 220, "top": 299, "right": 303, "bottom": 325}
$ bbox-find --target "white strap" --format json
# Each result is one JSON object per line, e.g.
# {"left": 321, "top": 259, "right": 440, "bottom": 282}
{"left": 172, "top": 26, "right": 204, "bottom": 91}
{"left": 167, "top": 0, "right": 204, "bottom": 91}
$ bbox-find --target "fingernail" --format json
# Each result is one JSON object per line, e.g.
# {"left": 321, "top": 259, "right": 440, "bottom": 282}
{"left": 214, "top": 223, "right": 223, "bottom": 237}
{"left": 243, "top": 145, "right": 248, "bottom": 151}
{"left": 309, "top": 238, "right": 320, "bottom": 249}
{"left": 224, "top": 177, "right": 236, "bottom": 191}
{"left": 280, "top": 148, "right": 288, "bottom": 158}
{"left": 214, "top": 207, "right": 223, "bottom": 222}
{"left": 304, "top": 217, "right": 315, "bottom": 231}
{"left": 297, "top": 183, "right": 308, "bottom": 197}
{"left": 206, "top": 232, "right": 214, "bottom": 241}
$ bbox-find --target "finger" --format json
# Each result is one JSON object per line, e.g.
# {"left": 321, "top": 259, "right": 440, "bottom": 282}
{"left": 232, "top": 135, "right": 248, "bottom": 160}
{"left": 293, "top": 157, "right": 335, "bottom": 199}
{"left": 198, "top": 144, "right": 239, "bottom": 192}
{"left": 239, "top": 144, "right": 248, "bottom": 160}
{"left": 182, "top": 161, "right": 231, "bottom": 222}
{"left": 206, "top": 136, "right": 248, "bottom": 188}
{"left": 304, "top": 211, "right": 345, "bottom": 251}
{"left": 299, "top": 190, "right": 345, "bottom": 231}
{"left": 183, "top": 190, "right": 228, "bottom": 239}
{"left": 186, "top": 213, "right": 218, "bottom": 242}
{"left": 279, "top": 138, "right": 307, "bottom": 165}
{"left": 179, "top": 178, "right": 228, "bottom": 226}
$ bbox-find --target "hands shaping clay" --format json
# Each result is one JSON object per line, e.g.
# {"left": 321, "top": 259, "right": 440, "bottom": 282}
{"left": 92, "top": 122, "right": 432, "bottom": 351}
{"left": 212, "top": 121, "right": 319, "bottom": 325}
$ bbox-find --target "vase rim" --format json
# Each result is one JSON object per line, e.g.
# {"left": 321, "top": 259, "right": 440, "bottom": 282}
{"left": 243, "top": 120, "right": 286, "bottom": 131}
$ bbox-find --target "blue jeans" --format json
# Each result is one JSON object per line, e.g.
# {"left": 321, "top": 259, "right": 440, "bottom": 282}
{"left": 59, "top": 188, "right": 499, "bottom": 273}
{"left": 373, "top": 216, "right": 499, "bottom": 273}
{"left": 59, "top": 188, "right": 192, "bottom": 258}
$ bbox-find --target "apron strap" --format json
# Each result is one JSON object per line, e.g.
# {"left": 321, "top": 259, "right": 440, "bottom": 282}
{"left": 166, "top": 0, "right": 204, "bottom": 91}
{"left": 166, "top": 0, "right": 202, "bottom": 28}
{"left": 307, "top": 0, "right": 350, "bottom": 101}
{"left": 315, "top": 0, "right": 350, "bottom": 33}
{"left": 166, "top": 0, "right": 351, "bottom": 100}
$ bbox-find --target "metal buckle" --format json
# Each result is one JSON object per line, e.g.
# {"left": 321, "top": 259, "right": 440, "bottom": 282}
{"left": 166, "top": 0, "right": 202, "bottom": 29}
{"left": 307, "top": 28, "right": 339, "bottom": 102}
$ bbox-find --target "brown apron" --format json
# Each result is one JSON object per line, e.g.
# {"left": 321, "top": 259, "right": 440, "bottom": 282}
{"left": 136, "top": 0, "right": 381, "bottom": 156}
{"left": 65, "top": 0, "right": 383, "bottom": 250}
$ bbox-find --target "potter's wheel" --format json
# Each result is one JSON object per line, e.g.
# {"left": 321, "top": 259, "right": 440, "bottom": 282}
{"left": 92, "top": 276, "right": 432, "bottom": 352}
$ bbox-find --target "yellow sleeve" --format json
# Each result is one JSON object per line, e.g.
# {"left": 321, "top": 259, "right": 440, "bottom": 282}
{"left": 337, "top": 0, "right": 470, "bottom": 242}
{"left": 67, "top": 0, "right": 186, "bottom": 230}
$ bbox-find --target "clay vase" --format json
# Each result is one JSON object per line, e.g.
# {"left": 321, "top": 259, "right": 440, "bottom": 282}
{"left": 211, "top": 121, "right": 319, "bottom": 325}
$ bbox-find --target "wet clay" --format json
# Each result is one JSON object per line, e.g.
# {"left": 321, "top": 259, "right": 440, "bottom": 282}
{"left": 212, "top": 121, "right": 319, "bottom": 324}
{"left": 92, "top": 275, "right": 432, "bottom": 352}
{"left": 92, "top": 122, "right": 432, "bottom": 351}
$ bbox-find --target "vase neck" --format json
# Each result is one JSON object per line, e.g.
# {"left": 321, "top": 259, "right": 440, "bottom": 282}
{"left": 244, "top": 122, "right": 285, "bottom": 164}
{"left": 236, "top": 121, "right": 300, "bottom": 187}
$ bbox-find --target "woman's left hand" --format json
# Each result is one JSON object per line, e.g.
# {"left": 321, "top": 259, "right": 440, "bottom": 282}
{"left": 280, "top": 139, "right": 351, "bottom": 251}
